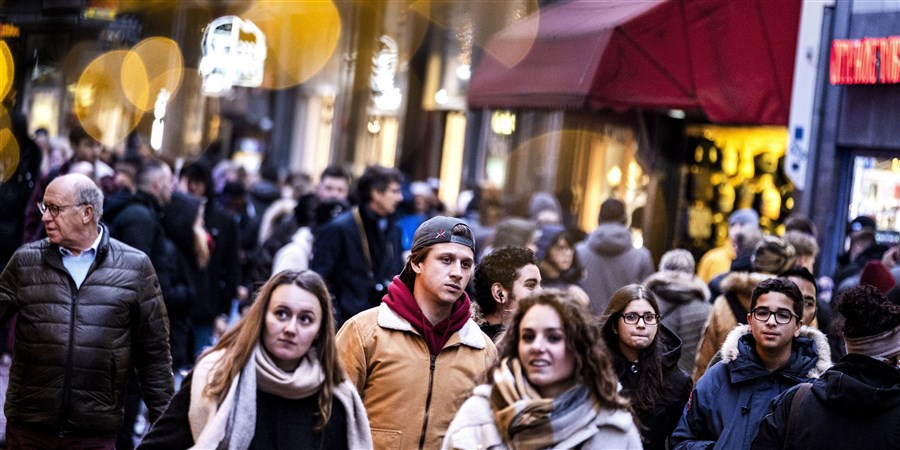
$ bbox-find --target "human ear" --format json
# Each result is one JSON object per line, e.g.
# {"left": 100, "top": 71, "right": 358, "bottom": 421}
{"left": 411, "top": 261, "right": 422, "bottom": 274}
{"left": 491, "top": 283, "right": 505, "bottom": 303}
{"left": 82, "top": 204, "right": 94, "bottom": 224}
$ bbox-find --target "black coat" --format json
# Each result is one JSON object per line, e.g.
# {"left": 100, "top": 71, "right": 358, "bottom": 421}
{"left": 0, "top": 127, "right": 41, "bottom": 268}
{"left": 199, "top": 203, "right": 240, "bottom": 321}
{"left": 106, "top": 190, "right": 196, "bottom": 314}
{"left": 107, "top": 190, "right": 197, "bottom": 367}
{"left": 753, "top": 353, "right": 900, "bottom": 450}
{"left": 0, "top": 226, "right": 173, "bottom": 433}
{"left": 833, "top": 243, "right": 889, "bottom": 289}
{"left": 311, "top": 207, "right": 403, "bottom": 326}
{"left": 138, "top": 373, "right": 349, "bottom": 449}
{"left": 610, "top": 325, "right": 693, "bottom": 450}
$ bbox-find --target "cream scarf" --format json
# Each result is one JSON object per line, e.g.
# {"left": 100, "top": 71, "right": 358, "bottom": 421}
{"left": 188, "top": 344, "right": 372, "bottom": 449}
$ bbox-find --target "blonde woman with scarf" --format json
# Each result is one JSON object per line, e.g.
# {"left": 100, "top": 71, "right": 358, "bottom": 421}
{"left": 442, "top": 289, "right": 642, "bottom": 449}
{"left": 138, "top": 270, "right": 371, "bottom": 449}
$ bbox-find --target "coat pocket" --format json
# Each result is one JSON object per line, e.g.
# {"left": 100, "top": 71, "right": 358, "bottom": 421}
{"left": 371, "top": 428, "right": 402, "bottom": 450}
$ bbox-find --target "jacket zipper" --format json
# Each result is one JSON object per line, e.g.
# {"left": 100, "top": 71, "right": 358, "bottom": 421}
{"left": 418, "top": 354, "right": 437, "bottom": 450}
{"left": 59, "top": 277, "right": 79, "bottom": 438}
{"left": 55, "top": 246, "right": 103, "bottom": 438}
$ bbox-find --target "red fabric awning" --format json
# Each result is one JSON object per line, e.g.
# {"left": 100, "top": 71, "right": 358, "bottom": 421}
{"left": 467, "top": 0, "right": 801, "bottom": 126}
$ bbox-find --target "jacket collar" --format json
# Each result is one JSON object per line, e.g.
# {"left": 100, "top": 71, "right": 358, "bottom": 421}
{"left": 44, "top": 223, "right": 112, "bottom": 270}
{"left": 720, "top": 324, "right": 832, "bottom": 380}
{"left": 376, "top": 302, "right": 488, "bottom": 350}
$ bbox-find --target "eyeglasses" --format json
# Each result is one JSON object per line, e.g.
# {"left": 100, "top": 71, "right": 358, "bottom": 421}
{"left": 37, "top": 202, "right": 85, "bottom": 217}
{"left": 750, "top": 307, "right": 798, "bottom": 325}
{"left": 620, "top": 312, "right": 660, "bottom": 325}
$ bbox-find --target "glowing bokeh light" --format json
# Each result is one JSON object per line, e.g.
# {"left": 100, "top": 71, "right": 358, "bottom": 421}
{"left": 243, "top": 0, "right": 341, "bottom": 89}
{"left": 75, "top": 51, "right": 143, "bottom": 147}
{"left": 409, "top": 0, "right": 540, "bottom": 68}
{"left": 0, "top": 106, "right": 20, "bottom": 183}
{"left": 0, "top": 41, "right": 14, "bottom": 101}
{"left": 62, "top": 41, "right": 97, "bottom": 86}
{"left": 122, "top": 37, "right": 184, "bottom": 112}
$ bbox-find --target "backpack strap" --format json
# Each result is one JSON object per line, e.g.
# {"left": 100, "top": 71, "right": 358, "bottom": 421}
{"left": 724, "top": 291, "right": 749, "bottom": 325}
{"left": 784, "top": 382, "right": 813, "bottom": 449}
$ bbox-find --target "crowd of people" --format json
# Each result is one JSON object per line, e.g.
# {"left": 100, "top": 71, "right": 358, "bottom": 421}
{"left": 0, "top": 125, "right": 897, "bottom": 449}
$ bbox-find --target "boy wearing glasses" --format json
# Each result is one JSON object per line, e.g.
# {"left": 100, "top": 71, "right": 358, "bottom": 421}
{"left": 671, "top": 278, "right": 832, "bottom": 450}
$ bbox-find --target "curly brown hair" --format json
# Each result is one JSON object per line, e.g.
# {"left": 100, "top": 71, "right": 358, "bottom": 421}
{"left": 494, "top": 289, "right": 632, "bottom": 411}
{"left": 836, "top": 284, "right": 900, "bottom": 338}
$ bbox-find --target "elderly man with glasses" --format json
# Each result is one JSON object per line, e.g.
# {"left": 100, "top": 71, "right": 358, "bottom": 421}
{"left": 0, "top": 173, "right": 173, "bottom": 449}
{"left": 671, "top": 277, "right": 832, "bottom": 450}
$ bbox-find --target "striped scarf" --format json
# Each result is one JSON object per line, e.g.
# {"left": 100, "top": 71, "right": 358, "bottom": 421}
{"left": 490, "top": 357, "right": 599, "bottom": 449}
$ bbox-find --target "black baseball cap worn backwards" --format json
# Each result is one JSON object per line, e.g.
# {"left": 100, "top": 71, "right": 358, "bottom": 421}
{"left": 411, "top": 216, "right": 475, "bottom": 254}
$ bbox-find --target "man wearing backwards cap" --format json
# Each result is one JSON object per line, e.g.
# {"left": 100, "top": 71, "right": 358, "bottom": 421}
{"left": 336, "top": 216, "right": 497, "bottom": 450}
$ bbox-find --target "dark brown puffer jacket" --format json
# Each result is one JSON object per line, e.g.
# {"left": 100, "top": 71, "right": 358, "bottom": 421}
{"left": 0, "top": 224, "right": 174, "bottom": 434}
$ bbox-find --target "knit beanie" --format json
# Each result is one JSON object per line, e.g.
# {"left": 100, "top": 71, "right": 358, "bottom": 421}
{"left": 535, "top": 224, "right": 566, "bottom": 262}
{"left": 751, "top": 235, "right": 796, "bottom": 274}
{"left": 659, "top": 249, "right": 695, "bottom": 274}
{"left": 528, "top": 192, "right": 563, "bottom": 221}
{"left": 729, "top": 208, "right": 760, "bottom": 227}
{"left": 859, "top": 260, "right": 896, "bottom": 295}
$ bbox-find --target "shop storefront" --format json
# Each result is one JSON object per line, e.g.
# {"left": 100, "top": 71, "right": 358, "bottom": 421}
{"left": 465, "top": 0, "right": 801, "bottom": 260}
{"left": 803, "top": 1, "right": 900, "bottom": 277}
{"left": 683, "top": 126, "right": 793, "bottom": 252}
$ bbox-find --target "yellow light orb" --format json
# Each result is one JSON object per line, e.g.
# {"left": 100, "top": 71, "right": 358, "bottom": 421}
{"left": 75, "top": 50, "right": 143, "bottom": 147}
{"left": 0, "top": 41, "right": 14, "bottom": 101}
{"left": 122, "top": 37, "right": 184, "bottom": 111}
{"left": 0, "top": 106, "right": 20, "bottom": 183}
{"left": 243, "top": 0, "right": 342, "bottom": 89}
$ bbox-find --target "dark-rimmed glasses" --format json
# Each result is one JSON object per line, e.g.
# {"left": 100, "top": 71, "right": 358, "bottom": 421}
{"left": 37, "top": 202, "right": 85, "bottom": 217}
{"left": 620, "top": 312, "right": 660, "bottom": 325}
{"left": 750, "top": 307, "right": 797, "bottom": 325}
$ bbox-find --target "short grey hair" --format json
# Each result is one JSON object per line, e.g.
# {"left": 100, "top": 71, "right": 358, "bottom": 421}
{"left": 659, "top": 249, "right": 695, "bottom": 274}
{"left": 74, "top": 179, "right": 104, "bottom": 222}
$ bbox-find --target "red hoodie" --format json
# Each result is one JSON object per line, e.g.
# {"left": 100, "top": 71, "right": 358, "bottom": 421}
{"left": 382, "top": 276, "right": 472, "bottom": 355}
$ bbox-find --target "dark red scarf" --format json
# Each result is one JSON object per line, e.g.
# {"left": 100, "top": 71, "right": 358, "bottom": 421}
{"left": 382, "top": 276, "right": 471, "bottom": 355}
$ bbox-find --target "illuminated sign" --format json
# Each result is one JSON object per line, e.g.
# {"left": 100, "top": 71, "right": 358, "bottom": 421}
{"left": 0, "top": 23, "right": 20, "bottom": 38}
{"left": 199, "top": 16, "right": 267, "bottom": 96}
{"left": 370, "top": 35, "right": 401, "bottom": 113}
{"left": 830, "top": 36, "right": 900, "bottom": 85}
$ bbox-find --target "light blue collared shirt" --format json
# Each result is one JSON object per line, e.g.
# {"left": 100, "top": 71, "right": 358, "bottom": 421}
{"left": 60, "top": 227, "right": 103, "bottom": 289}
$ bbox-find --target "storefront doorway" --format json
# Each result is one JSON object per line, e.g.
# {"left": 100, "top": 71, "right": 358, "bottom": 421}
{"left": 847, "top": 152, "right": 900, "bottom": 247}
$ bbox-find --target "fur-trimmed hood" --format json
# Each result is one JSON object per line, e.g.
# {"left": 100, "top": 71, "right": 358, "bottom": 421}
{"left": 719, "top": 271, "right": 775, "bottom": 297}
{"left": 720, "top": 324, "right": 832, "bottom": 379}
{"left": 645, "top": 270, "right": 711, "bottom": 304}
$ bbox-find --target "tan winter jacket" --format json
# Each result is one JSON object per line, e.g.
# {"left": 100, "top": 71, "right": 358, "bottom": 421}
{"left": 336, "top": 303, "right": 497, "bottom": 450}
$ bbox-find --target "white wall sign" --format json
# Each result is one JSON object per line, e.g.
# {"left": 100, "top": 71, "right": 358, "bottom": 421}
{"left": 786, "top": 0, "right": 833, "bottom": 190}
{"left": 199, "top": 16, "right": 267, "bottom": 96}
